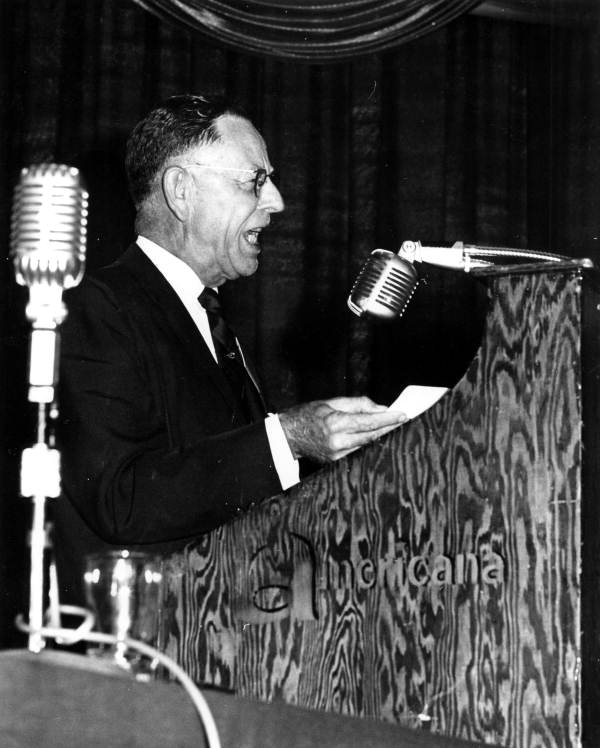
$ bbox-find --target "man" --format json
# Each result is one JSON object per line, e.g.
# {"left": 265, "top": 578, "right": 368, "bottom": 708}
{"left": 55, "top": 94, "right": 406, "bottom": 605}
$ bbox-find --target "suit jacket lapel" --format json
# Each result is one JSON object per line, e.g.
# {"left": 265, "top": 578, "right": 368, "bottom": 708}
{"left": 117, "top": 244, "right": 241, "bottom": 414}
{"left": 235, "top": 340, "right": 268, "bottom": 413}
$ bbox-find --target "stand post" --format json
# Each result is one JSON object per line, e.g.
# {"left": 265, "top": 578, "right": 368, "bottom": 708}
{"left": 20, "top": 404, "right": 61, "bottom": 652}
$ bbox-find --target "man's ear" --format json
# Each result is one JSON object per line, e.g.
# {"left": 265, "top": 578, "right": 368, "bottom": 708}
{"left": 162, "top": 166, "right": 189, "bottom": 222}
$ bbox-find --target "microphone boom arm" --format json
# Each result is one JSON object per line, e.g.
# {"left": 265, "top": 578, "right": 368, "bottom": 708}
{"left": 397, "top": 240, "right": 569, "bottom": 270}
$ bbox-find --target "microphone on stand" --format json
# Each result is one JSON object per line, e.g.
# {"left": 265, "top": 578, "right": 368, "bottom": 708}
{"left": 10, "top": 163, "right": 88, "bottom": 652}
{"left": 10, "top": 163, "right": 88, "bottom": 403}
{"left": 347, "top": 239, "right": 569, "bottom": 321}
{"left": 347, "top": 241, "right": 487, "bottom": 320}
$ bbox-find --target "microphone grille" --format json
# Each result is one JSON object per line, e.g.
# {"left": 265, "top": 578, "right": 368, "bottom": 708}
{"left": 11, "top": 163, "right": 89, "bottom": 289}
{"left": 348, "top": 249, "right": 418, "bottom": 319}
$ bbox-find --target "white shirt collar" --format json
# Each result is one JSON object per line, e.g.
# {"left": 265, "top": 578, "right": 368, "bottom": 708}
{"left": 136, "top": 235, "right": 218, "bottom": 361}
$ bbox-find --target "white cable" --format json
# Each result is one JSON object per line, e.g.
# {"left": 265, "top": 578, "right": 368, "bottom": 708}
{"left": 15, "top": 609, "right": 221, "bottom": 748}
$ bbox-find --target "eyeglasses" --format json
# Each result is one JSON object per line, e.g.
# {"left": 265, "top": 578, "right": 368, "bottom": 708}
{"left": 180, "top": 163, "right": 272, "bottom": 197}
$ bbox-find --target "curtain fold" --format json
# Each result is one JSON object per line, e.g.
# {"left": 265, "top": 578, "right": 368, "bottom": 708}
{"left": 131, "top": 0, "right": 482, "bottom": 60}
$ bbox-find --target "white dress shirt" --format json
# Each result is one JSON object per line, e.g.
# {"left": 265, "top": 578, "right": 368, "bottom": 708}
{"left": 137, "top": 236, "right": 300, "bottom": 491}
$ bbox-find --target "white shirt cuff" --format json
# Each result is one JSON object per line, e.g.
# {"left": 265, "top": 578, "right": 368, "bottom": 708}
{"left": 265, "top": 413, "right": 300, "bottom": 491}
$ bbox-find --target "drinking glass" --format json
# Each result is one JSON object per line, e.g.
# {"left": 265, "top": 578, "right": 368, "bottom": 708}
{"left": 84, "top": 550, "right": 163, "bottom": 680}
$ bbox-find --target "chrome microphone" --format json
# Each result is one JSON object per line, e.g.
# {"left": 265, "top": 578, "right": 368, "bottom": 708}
{"left": 347, "top": 241, "right": 485, "bottom": 320}
{"left": 10, "top": 164, "right": 88, "bottom": 402}
{"left": 11, "top": 163, "right": 88, "bottom": 293}
{"left": 347, "top": 248, "right": 419, "bottom": 320}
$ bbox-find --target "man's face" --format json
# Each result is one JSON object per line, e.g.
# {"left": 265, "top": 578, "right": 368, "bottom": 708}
{"left": 173, "top": 114, "right": 284, "bottom": 286}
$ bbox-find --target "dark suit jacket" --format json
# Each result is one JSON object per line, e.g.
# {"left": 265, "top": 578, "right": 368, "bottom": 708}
{"left": 55, "top": 244, "right": 283, "bottom": 604}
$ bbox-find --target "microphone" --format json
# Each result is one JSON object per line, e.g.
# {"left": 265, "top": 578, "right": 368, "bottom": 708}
{"left": 347, "top": 241, "right": 489, "bottom": 320}
{"left": 10, "top": 163, "right": 88, "bottom": 402}
{"left": 347, "top": 248, "right": 419, "bottom": 320}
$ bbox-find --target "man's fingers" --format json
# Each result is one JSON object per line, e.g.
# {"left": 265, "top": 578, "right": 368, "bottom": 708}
{"left": 366, "top": 421, "right": 405, "bottom": 441}
{"left": 327, "top": 408, "right": 407, "bottom": 434}
{"left": 324, "top": 396, "right": 389, "bottom": 414}
{"left": 328, "top": 419, "right": 406, "bottom": 456}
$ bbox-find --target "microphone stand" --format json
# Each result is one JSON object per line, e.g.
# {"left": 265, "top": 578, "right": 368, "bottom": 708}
{"left": 10, "top": 163, "right": 88, "bottom": 653}
{"left": 19, "top": 290, "right": 63, "bottom": 653}
{"left": 21, "top": 405, "right": 61, "bottom": 653}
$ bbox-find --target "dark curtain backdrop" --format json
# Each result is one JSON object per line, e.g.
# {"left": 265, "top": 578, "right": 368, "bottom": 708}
{"left": 1, "top": 0, "right": 599, "bottom": 646}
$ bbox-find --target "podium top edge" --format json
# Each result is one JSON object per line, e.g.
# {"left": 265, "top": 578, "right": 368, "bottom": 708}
{"left": 471, "top": 258, "right": 595, "bottom": 277}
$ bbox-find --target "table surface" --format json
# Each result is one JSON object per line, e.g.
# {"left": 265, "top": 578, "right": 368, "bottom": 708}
{"left": 0, "top": 648, "right": 492, "bottom": 748}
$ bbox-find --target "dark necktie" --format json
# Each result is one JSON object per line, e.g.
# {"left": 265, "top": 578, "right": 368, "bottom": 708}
{"left": 198, "top": 288, "right": 266, "bottom": 423}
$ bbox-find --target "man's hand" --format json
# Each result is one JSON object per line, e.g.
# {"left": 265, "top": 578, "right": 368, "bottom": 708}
{"left": 279, "top": 396, "right": 407, "bottom": 464}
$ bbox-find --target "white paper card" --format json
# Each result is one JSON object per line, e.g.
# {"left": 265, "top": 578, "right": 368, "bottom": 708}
{"left": 388, "top": 385, "right": 449, "bottom": 420}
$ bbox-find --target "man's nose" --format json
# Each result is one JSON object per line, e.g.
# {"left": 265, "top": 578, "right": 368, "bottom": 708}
{"left": 258, "top": 176, "right": 284, "bottom": 213}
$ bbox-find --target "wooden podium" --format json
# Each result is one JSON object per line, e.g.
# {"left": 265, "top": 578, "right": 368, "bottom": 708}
{"left": 161, "top": 260, "right": 600, "bottom": 748}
